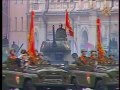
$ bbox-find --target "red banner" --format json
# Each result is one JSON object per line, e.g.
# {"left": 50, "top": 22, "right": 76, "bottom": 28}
{"left": 27, "top": 11, "right": 35, "bottom": 58}
{"left": 96, "top": 18, "right": 105, "bottom": 61}
{"left": 65, "top": 10, "right": 74, "bottom": 37}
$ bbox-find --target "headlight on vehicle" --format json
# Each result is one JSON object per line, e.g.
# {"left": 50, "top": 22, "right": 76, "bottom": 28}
{"left": 15, "top": 75, "right": 20, "bottom": 84}
{"left": 86, "top": 73, "right": 91, "bottom": 84}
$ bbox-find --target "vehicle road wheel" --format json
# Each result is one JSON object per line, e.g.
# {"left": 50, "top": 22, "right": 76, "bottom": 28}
{"left": 22, "top": 79, "right": 36, "bottom": 90}
{"left": 94, "top": 80, "right": 108, "bottom": 90}
{"left": 2, "top": 77, "right": 9, "bottom": 90}
{"left": 70, "top": 77, "right": 80, "bottom": 90}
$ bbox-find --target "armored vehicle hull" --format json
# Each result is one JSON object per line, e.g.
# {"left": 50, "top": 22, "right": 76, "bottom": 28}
{"left": 69, "top": 64, "right": 119, "bottom": 90}
{"left": 2, "top": 63, "right": 77, "bottom": 89}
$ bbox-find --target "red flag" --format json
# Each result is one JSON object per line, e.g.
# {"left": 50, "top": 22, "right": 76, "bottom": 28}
{"left": 96, "top": 18, "right": 105, "bottom": 61}
{"left": 27, "top": 11, "right": 35, "bottom": 58}
{"left": 65, "top": 10, "right": 74, "bottom": 37}
{"left": 65, "top": 10, "right": 78, "bottom": 54}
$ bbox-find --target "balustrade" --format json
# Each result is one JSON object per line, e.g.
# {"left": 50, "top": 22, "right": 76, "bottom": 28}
{"left": 29, "top": 1, "right": 119, "bottom": 12}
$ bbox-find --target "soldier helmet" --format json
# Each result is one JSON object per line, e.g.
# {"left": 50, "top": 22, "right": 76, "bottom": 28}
{"left": 35, "top": 49, "right": 38, "bottom": 52}
{"left": 39, "top": 52, "right": 44, "bottom": 56}
{"left": 81, "top": 49, "right": 87, "bottom": 53}
{"left": 9, "top": 48, "right": 16, "bottom": 54}
{"left": 90, "top": 50, "right": 97, "bottom": 53}
{"left": 21, "top": 49, "right": 27, "bottom": 54}
{"left": 10, "top": 48, "right": 15, "bottom": 51}
{"left": 109, "top": 54, "right": 115, "bottom": 57}
{"left": 72, "top": 53, "right": 78, "bottom": 59}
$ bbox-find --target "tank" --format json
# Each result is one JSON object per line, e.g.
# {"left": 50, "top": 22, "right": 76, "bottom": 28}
{"left": 40, "top": 25, "right": 74, "bottom": 65}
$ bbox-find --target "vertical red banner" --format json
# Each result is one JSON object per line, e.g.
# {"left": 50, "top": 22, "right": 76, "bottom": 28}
{"left": 96, "top": 18, "right": 105, "bottom": 61}
{"left": 65, "top": 10, "right": 74, "bottom": 37}
{"left": 27, "top": 11, "right": 35, "bottom": 58}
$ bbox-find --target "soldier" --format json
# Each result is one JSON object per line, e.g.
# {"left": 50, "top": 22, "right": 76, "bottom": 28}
{"left": 102, "top": 50, "right": 110, "bottom": 64}
{"left": 38, "top": 52, "right": 50, "bottom": 65}
{"left": 34, "top": 50, "right": 42, "bottom": 64}
{"left": 18, "top": 49, "right": 30, "bottom": 67}
{"left": 7, "top": 49, "right": 17, "bottom": 64}
{"left": 7, "top": 49, "right": 20, "bottom": 67}
{"left": 88, "top": 50, "right": 98, "bottom": 65}
{"left": 98, "top": 50, "right": 109, "bottom": 65}
{"left": 107, "top": 54, "right": 115, "bottom": 64}
{"left": 18, "top": 49, "right": 28, "bottom": 59}
{"left": 11, "top": 41, "right": 19, "bottom": 53}
{"left": 56, "top": 24, "right": 67, "bottom": 41}
{"left": 79, "top": 49, "right": 88, "bottom": 65}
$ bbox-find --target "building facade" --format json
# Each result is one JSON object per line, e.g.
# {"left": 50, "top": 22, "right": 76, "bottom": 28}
{"left": 3, "top": 0, "right": 119, "bottom": 58}
{"left": 28, "top": 0, "right": 119, "bottom": 56}
{"left": 2, "top": 0, "right": 10, "bottom": 46}
{"left": 9, "top": 0, "right": 28, "bottom": 49}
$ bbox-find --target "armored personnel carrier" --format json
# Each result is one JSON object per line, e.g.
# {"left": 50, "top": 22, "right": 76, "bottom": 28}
{"left": 40, "top": 25, "right": 74, "bottom": 66}
{"left": 2, "top": 62, "right": 77, "bottom": 90}
{"left": 69, "top": 53, "right": 119, "bottom": 90}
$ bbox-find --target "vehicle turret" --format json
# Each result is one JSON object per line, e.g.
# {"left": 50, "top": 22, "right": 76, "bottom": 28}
{"left": 40, "top": 25, "right": 73, "bottom": 65}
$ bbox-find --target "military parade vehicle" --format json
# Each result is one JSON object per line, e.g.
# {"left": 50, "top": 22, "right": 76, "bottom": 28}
{"left": 40, "top": 25, "right": 74, "bottom": 66}
{"left": 2, "top": 62, "right": 78, "bottom": 90}
{"left": 68, "top": 53, "right": 119, "bottom": 90}
{"left": 2, "top": 24, "right": 119, "bottom": 90}
{"left": 2, "top": 25, "right": 76, "bottom": 90}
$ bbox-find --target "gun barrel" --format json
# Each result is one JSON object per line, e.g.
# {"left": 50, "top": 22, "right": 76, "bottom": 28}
{"left": 52, "top": 25, "right": 56, "bottom": 47}
{"left": 16, "top": 43, "right": 24, "bottom": 54}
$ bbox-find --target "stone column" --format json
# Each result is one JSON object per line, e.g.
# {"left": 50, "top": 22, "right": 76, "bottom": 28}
{"left": 88, "top": 10, "right": 97, "bottom": 49}
{"left": 77, "top": 15, "right": 81, "bottom": 56}
{"left": 73, "top": 23, "right": 78, "bottom": 54}
{"left": 37, "top": 15, "right": 47, "bottom": 52}
{"left": 69, "top": 13, "right": 75, "bottom": 54}
{"left": 34, "top": 22, "right": 40, "bottom": 50}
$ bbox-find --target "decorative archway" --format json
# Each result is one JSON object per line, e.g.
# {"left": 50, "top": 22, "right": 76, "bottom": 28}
{"left": 81, "top": 30, "right": 88, "bottom": 44}
{"left": 80, "top": 28, "right": 94, "bottom": 52}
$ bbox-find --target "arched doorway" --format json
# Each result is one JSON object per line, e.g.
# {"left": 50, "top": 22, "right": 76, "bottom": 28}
{"left": 80, "top": 30, "right": 94, "bottom": 52}
{"left": 81, "top": 30, "right": 88, "bottom": 44}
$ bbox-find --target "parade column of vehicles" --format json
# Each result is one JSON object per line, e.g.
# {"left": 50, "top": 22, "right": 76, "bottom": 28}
{"left": 2, "top": 62, "right": 74, "bottom": 90}
{"left": 2, "top": 49, "right": 119, "bottom": 90}
{"left": 2, "top": 24, "right": 119, "bottom": 90}
{"left": 69, "top": 51, "right": 119, "bottom": 90}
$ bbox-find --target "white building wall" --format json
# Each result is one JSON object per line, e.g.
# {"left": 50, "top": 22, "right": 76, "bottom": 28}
{"left": 8, "top": 0, "right": 119, "bottom": 55}
{"left": 37, "top": 18, "right": 46, "bottom": 51}
{"left": 9, "top": 0, "right": 28, "bottom": 49}
{"left": 9, "top": 32, "right": 27, "bottom": 49}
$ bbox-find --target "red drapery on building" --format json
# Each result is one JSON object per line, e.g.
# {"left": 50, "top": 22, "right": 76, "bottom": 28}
{"left": 27, "top": 11, "right": 35, "bottom": 58}
{"left": 96, "top": 18, "right": 105, "bottom": 61}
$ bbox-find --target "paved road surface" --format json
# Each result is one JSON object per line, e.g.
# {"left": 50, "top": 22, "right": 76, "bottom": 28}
{"left": 9, "top": 88, "right": 93, "bottom": 90}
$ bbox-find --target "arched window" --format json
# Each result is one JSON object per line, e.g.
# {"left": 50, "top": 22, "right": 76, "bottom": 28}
{"left": 80, "top": 30, "right": 94, "bottom": 52}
